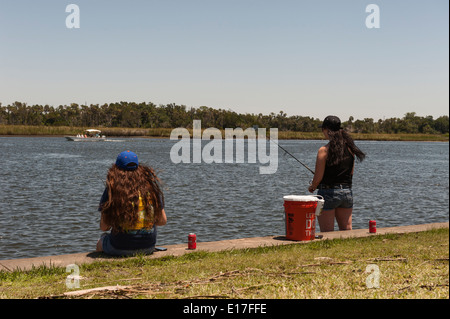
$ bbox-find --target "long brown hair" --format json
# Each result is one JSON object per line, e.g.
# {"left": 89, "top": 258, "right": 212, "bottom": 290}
{"left": 101, "top": 164, "right": 164, "bottom": 231}
{"left": 327, "top": 129, "right": 366, "bottom": 166}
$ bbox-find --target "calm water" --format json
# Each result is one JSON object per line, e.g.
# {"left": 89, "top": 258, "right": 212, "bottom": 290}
{"left": 0, "top": 137, "right": 448, "bottom": 260}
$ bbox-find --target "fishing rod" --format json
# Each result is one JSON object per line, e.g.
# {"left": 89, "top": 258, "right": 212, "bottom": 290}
{"left": 268, "top": 137, "right": 315, "bottom": 175}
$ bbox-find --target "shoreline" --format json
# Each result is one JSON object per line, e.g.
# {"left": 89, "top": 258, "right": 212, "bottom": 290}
{"left": 0, "top": 124, "right": 448, "bottom": 141}
{"left": 1, "top": 222, "right": 448, "bottom": 299}
{"left": 1, "top": 134, "right": 448, "bottom": 142}
{"left": 1, "top": 222, "right": 448, "bottom": 272}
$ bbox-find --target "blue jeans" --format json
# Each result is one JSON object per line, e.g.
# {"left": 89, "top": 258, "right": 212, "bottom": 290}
{"left": 318, "top": 188, "right": 353, "bottom": 211}
{"left": 99, "top": 232, "right": 156, "bottom": 257}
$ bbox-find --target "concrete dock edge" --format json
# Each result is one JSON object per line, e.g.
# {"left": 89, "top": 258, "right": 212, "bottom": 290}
{"left": 0, "top": 222, "right": 448, "bottom": 272}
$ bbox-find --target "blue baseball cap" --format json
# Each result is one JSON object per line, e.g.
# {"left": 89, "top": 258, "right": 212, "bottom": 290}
{"left": 116, "top": 150, "right": 139, "bottom": 171}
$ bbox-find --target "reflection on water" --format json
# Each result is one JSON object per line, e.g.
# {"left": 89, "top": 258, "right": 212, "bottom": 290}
{"left": 0, "top": 137, "right": 448, "bottom": 259}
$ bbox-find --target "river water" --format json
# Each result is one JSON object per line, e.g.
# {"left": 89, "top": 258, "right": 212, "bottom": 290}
{"left": 0, "top": 137, "right": 448, "bottom": 260}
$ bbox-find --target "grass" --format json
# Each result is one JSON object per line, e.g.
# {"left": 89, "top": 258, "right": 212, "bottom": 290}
{"left": 0, "top": 125, "right": 81, "bottom": 136}
{"left": 0, "top": 125, "right": 173, "bottom": 138}
{"left": 0, "top": 228, "right": 448, "bottom": 299}
{"left": 348, "top": 132, "right": 449, "bottom": 142}
{"left": 0, "top": 124, "right": 448, "bottom": 141}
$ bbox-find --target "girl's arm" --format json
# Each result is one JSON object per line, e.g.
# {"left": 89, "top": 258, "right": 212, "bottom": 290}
{"left": 308, "top": 146, "right": 327, "bottom": 193}
{"left": 155, "top": 209, "right": 167, "bottom": 226}
{"left": 99, "top": 213, "right": 111, "bottom": 231}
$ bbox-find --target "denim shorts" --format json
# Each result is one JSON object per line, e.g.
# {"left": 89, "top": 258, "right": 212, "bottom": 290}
{"left": 317, "top": 188, "right": 353, "bottom": 211}
{"left": 99, "top": 233, "right": 155, "bottom": 257}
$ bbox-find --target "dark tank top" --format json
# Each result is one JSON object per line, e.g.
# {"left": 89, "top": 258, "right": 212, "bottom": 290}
{"left": 320, "top": 147, "right": 354, "bottom": 187}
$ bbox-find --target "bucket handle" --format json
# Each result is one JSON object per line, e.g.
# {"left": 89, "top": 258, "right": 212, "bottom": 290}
{"left": 312, "top": 195, "right": 324, "bottom": 217}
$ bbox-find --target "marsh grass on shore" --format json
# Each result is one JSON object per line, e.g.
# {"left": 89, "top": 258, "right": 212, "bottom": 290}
{"left": 0, "top": 125, "right": 174, "bottom": 138}
{"left": 0, "top": 228, "right": 448, "bottom": 299}
{"left": 0, "top": 125, "right": 448, "bottom": 141}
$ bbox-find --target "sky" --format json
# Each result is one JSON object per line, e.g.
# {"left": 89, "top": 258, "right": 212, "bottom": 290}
{"left": 0, "top": 0, "right": 448, "bottom": 121}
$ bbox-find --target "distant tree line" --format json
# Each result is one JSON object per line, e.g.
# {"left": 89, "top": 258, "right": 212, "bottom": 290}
{"left": 0, "top": 101, "right": 448, "bottom": 134}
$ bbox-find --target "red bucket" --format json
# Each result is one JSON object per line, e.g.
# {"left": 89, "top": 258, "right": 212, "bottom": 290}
{"left": 283, "top": 195, "right": 319, "bottom": 241}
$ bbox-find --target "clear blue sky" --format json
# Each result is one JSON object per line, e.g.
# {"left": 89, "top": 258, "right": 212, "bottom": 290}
{"left": 0, "top": 0, "right": 448, "bottom": 121}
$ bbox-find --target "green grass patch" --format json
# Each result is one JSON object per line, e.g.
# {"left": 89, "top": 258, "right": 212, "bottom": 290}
{"left": 1, "top": 228, "right": 448, "bottom": 299}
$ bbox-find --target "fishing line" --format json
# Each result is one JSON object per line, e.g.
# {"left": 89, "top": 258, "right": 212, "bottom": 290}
{"left": 267, "top": 137, "right": 315, "bottom": 175}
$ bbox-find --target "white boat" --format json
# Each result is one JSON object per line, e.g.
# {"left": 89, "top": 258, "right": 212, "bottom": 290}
{"left": 65, "top": 129, "right": 107, "bottom": 141}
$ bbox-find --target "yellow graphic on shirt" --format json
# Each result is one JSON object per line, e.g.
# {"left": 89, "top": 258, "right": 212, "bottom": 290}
{"left": 135, "top": 193, "right": 154, "bottom": 229}
{"left": 125, "top": 192, "right": 155, "bottom": 231}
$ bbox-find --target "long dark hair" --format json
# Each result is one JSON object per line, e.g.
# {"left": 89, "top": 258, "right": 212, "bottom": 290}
{"left": 101, "top": 164, "right": 164, "bottom": 230}
{"left": 327, "top": 129, "right": 366, "bottom": 166}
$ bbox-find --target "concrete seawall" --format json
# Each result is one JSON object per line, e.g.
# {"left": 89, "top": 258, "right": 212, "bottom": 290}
{"left": 0, "top": 222, "right": 448, "bottom": 272}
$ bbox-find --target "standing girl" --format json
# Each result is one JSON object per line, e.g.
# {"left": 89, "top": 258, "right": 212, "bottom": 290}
{"left": 96, "top": 150, "right": 167, "bottom": 256}
{"left": 308, "top": 116, "right": 366, "bottom": 232}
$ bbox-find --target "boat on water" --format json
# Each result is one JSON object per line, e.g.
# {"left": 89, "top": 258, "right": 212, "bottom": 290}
{"left": 65, "top": 129, "right": 107, "bottom": 141}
